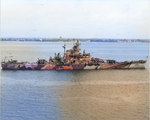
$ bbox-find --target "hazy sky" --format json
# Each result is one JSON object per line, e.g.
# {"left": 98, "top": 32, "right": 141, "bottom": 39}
{"left": 1, "top": 0, "right": 149, "bottom": 39}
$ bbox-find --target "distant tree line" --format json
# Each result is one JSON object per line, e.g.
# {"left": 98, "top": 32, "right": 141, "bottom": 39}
{"left": 1, "top": 38, "right": 149, "bottom": 43}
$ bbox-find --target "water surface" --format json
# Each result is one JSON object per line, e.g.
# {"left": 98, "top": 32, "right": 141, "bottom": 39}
{"left": 0, "top": 41, "right": 149, "bottom": 120}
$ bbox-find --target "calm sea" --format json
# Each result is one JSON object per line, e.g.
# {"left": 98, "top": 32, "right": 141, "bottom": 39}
{"left": 0, "top": 41, "right": 149, "bottom": 120}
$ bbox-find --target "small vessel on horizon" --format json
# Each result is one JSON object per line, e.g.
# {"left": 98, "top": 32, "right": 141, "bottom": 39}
{"left": 1, "top": 40, "right": 147, "bottom": 70}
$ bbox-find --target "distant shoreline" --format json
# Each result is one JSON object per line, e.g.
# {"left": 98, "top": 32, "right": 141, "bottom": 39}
{"left": 1, "top": 38, "right": 149, "bottom": 43}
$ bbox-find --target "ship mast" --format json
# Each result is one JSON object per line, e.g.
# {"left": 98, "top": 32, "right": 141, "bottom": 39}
{"left": 62, "top": 44, "right": 66, "bottom": 59}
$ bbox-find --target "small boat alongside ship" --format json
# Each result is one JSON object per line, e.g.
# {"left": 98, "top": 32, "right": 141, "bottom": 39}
{"left": 1, "top": 40, "right": 147, "bottom": 70}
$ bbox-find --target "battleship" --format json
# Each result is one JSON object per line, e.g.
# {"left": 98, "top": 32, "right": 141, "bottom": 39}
{"left": 1, "top": 40, "right": 147, "bottom": 70}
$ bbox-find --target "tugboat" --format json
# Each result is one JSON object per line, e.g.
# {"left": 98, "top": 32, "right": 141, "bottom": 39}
{"left": 1, "top": 40, "right": 147, "bottom": 70}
